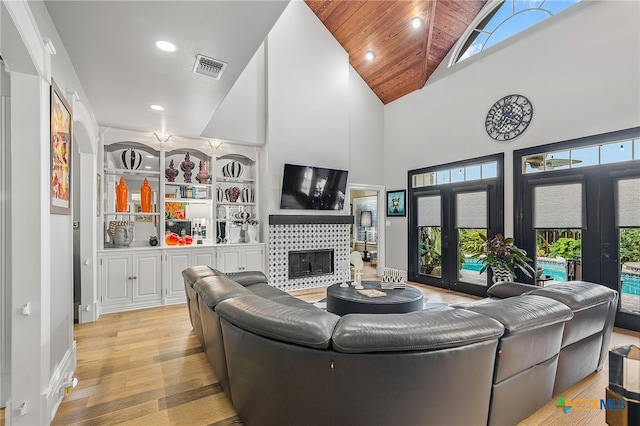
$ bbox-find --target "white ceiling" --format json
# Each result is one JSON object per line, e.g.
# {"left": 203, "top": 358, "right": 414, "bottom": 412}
{"left": 44, "top": 0, "right": 288, "bottom": 140}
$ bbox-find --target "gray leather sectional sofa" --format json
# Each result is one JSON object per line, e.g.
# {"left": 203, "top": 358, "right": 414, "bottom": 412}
{"left": 182, "top": 267, "right": 618, "bottom": 426}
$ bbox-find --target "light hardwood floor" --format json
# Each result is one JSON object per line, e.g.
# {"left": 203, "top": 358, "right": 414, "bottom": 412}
{"left": 1, "top": 277, "right": 638, "bottom": 425}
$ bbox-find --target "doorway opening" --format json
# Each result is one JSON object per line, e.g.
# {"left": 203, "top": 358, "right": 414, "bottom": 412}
{"left": 348, "top": 184, "right": 385, "bottom": 278}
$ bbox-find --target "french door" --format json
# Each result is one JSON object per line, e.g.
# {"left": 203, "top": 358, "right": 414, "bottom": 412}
{"left": 408, "top": 155, "right": 503, "bottom": 298}
{"left": 515, "top": 128, "right": 640, "bottom": 331}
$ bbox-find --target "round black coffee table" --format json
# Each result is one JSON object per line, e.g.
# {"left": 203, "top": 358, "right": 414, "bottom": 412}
{"left": 326, "top": 281, "right": 424, "bottom": 316}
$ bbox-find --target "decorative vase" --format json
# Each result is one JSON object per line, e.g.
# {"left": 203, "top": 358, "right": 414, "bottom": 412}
{"left": 491, "top": 266, "right": 514, "bottom": 283}
{"left": 225, "top": 187, "right": 240, "bottom": 202}
{"left": 216, "top": 222, "right": 226, "bottom": 243}
{"left": 148, "top": 235, "right": 158, "bottom": 246}
{"left": 246, "top": 225, "right": 258, "bottom": 243}
{"left": 120, "top": 148, "right": 143, "bottom": 170}
{"left": 241, "top": 185, "right": 254, "bottom": 203}
{"left": 222, "top": 160, "right": 243, "bottom": 178}
{"left": 180, "top": 152, "right": 195, "bottom": 183}
{"left": 228, "top": 225, "right": 241, "bottom": 244}
{"left": 115, "top": 177, "right": 128, "bottom": 212}
{"left": 140, "top": 178, "right": 152, "bottom": 212}
{"left": 195, "top": 160, "right": 211, "bottom": 184}
{"left": 165, "top": 159, "right": 179, "bottom": 182}
{"left": 216, "top": 185, "right": 224, "bottom": 202}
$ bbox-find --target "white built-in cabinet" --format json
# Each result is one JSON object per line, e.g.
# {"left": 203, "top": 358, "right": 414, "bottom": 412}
{"left": 217, "top": 245, "right": 265, "bottom": 273}
{"left": 100, "top": 250, "right": 162, "bottom": 313}
{"left": 98, "top": 130, "right": 265, "bottom": 315}
{"left": 164, "top": 247, "right": 217, "bottom": 302}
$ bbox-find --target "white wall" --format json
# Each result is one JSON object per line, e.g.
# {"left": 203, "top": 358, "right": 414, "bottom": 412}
{"left": 1, "top": 0, "right": 99, "bottom": 422}
{"left": 201, "top": 44, "right": 267, "bottom": 145}
{"left": 348, "top": 67, "right": 384, "bottom": 186}
{"left": 265, "top": 0, "right": 350, "bottom": 214}
{"left": 383, "top": 0, "right": 640, "bottom": 269}
{"left": 264, "top": 1, "right": 385, "bottom": 215}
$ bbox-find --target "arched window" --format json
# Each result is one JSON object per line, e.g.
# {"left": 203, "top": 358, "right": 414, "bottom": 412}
{"left": 456, "top": 0, "right": 580, "bottom": 63}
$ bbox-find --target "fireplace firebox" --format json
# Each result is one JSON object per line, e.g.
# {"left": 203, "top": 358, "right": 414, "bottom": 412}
{"left": 288, "top": 249, "right": 334, "bottom": 279}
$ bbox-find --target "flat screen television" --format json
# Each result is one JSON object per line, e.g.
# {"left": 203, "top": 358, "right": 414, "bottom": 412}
{"left": 280, "top": 163, "right": 348, "bottom": 210}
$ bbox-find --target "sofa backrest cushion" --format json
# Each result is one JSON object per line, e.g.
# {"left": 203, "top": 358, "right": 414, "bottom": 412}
{"left": 182, "top": 265, "right": 218, "bottom": 288}
{"left": 486, "top": 281, "right": 538, "bottom": 299}
{"left": 216, "top": 294, "right": 340, "bottom": 350}
{"left": 464, "top": 295, "right": 573, "bottom": 335}
{"left": 194, "top": 275, "right": 253, "bottom": 309}
{"left": 332, "top": 307, "right": 504, "bottom": 354}
{"left": 528, "top": 281, "right": 617, "bottom": 312}
{"left": 224, "top": 271, "right": 269, "bottom": 287}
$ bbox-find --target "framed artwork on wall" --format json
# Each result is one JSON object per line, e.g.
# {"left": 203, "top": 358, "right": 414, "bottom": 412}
{"left": 50, "top": 79, "right": 73, "bottom": 215}
{"left": 387, "top": 189, "right": 406, "bottom": 217}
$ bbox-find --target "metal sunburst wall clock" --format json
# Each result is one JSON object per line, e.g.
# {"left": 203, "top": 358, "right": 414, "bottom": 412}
{"left": 485, "top": 94, "right": 533, "bottom": 141}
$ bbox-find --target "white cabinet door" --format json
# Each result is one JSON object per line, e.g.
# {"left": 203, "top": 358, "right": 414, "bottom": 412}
{"left": 218, "top": 245, "right": 264, "bottom": 273}
{"left": 193, "top": 250, "right": 215, "bottom": 268}
{"left": 219, "top": 248, "right": 241, "bottom": 273}
{"left": 133, "top": 253, "right": 162, "bottom": 302}
{"left": 166, "top": 251, "right": 191, "bottom": 300}
{"left": 243, "top": 246, "right": 264, "bottom": 272}
{"left": 101, "top": 255, "right": 131, "bottom": 307}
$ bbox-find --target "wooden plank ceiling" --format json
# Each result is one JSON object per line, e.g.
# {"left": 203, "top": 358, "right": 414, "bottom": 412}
{"left": 305, "top": 0, "right": 487, "bottom": 104}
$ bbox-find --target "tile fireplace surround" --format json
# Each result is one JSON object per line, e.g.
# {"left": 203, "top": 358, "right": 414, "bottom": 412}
{"left": 269, "top": 215, "right": 353, "bottom": 291}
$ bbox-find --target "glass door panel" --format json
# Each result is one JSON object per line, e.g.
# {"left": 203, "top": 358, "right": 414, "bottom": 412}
{"left": 620, "top": 228, "right": 640, "bottom": 314}
{"left": 458, "top": 228, "right": 487, "bottom": 285}
{"left": 535, "top": 229, "right": 582, "bottom": 285}
{"left": 418, "top": 226, "right": 442, "bottom": 278}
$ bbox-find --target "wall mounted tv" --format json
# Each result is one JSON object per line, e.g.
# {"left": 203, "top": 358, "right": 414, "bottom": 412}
{"left": 280, "top": 163, "right": 349, "bottom": 210}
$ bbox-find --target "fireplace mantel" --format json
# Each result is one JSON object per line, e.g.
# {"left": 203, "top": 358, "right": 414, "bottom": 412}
{"left": 269, "top": 215, "right": 354, "bottom": 225}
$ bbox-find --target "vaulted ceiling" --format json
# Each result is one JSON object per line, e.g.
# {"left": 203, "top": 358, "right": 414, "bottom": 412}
{"left": 305, "top": 0, "right": 488, "bottom": 104}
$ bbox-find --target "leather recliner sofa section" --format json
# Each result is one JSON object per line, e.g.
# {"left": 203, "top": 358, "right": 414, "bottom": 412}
{"left": 217, "top": 295, "right": 505, "bottom": 426}
{"left": 488, "top": 280, "right": 619, "bottom": 395}
{"left": 182, "top": 267, "right": 617, "bottom": 426}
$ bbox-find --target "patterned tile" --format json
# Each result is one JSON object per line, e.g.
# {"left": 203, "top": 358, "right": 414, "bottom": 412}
{"left": 268, "top": 224, "right": 350, "bottom": 290}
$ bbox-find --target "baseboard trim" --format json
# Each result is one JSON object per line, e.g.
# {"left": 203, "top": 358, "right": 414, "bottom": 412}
{"left": 44, "top": 341, "right": 77, "bottom": 422}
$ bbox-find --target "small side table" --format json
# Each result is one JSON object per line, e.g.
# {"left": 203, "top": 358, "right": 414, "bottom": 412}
{"left": 536, "top": 276, "right": 553, "bottom": 287}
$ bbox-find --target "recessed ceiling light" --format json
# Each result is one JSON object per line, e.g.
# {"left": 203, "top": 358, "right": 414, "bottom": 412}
{"left": 412, "top": 17, "right": 423, "bottom": 29}
{"left": 365, "top": 51, "right": 376, "bottom": 61}
{"left": 146, "top": 155, "right": 155, "bottom": 158}
{"left": 154, "top": 40, "right": 176, "bottom": 52}
{"left": 144, "top": 166, "right": 152, "bottom": 169}
{"left": 150, "top": 104, "right": 164, "bottom": 111}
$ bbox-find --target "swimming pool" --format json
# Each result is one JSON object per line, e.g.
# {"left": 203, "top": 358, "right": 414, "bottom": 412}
{"left": 460, "top": 257, "right": 640, "bottom": 296}
{"left": 461, "top": 257, "right": 484, "bottom": 272}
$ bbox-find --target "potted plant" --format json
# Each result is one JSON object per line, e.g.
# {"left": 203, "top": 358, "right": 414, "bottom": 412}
{"left": 474, "top": 233, "right": 535, "bottom": 282}
{"left": 419, "top": 227, "right": 441, "bottom": 274}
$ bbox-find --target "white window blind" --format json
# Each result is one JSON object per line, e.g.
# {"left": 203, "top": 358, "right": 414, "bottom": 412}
{"left": 533, "top": 182, "right": 583, "bottom": 228}
{"left": 615, "top": 177, "right": 640, "bottom": 227}
{"left": 417, "top": 195, "right": 441, "bottom": 227}
{"left": 455, "top": 191, "right": 487, "bottom": 228}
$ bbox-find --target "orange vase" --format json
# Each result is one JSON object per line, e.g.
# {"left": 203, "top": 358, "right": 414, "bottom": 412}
{"left": 115, "top": 177, "right": 129, "bottom": 212}
{"left": 140, "top": 178, "right": 152, "bottom": 212}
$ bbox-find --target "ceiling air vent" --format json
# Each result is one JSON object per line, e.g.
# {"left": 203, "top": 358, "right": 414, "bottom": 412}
{"left": 193, "top": 54, "right": 227, "bottom": 80}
